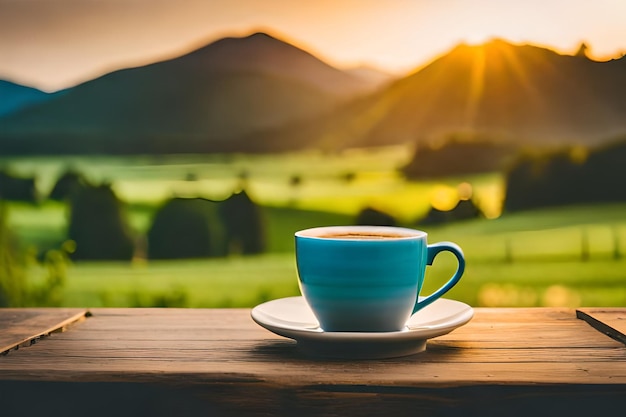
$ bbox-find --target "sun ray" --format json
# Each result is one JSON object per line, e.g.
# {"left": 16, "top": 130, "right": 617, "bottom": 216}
{"left": 391, "top": 46, "right": 482, "bottom": 143}
{"left": 465, "top": 45, "right": 486, "bottom": 127}
{"left": 497, "top": 42, "right": 545, "bottom": 108}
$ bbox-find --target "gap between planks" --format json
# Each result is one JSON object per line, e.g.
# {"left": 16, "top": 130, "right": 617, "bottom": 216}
{"left": 0, "top": 309, "right": 91, "bottom": 356}
{"left": 576, "top": 308, "right": 626, "bottom": 345}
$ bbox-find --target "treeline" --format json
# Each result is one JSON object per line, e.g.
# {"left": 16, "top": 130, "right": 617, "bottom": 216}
{"left": 402, "top": 134, "right": 519, "bottom": 179}
{"left": 3, "top": 136, "right": 626, "bottom": 262}
{"left": 0, "top": 169, "right": 266, "bottom": 261}
{"left": 403, "top": 134, "right": 626, "bottom": 215}
{"left": 504, "top": 139, "right": 626, "bottom": 212}
{"left": 0, "top": 131, "right": 299, "bottom": 156}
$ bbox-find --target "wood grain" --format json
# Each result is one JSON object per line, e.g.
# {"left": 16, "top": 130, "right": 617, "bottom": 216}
{"left": 0, "top": 308, "right": 88, "bottom": 355}
{"left": 0, "top": 307, "right": 625, "bottom": 417}
{"left": 1, "top": 308, "right": 624, "bottom": 384}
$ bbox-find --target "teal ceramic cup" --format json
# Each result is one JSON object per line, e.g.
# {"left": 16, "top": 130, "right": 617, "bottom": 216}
{"left": 295, "top": 226, "right": 465, "bottom": 332}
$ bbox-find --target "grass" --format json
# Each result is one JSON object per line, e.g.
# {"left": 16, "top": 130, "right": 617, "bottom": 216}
{"left": 3, "top": 151, "right": 626, "bottom": 309}
{"left": 55, "top": 255, "right": 301, "bottom": 308}
{"left": 17, "top": 202, "right": 626, "bottom": 309}
{"left": 24, "top": 249, "right": 626, "bottom": 309}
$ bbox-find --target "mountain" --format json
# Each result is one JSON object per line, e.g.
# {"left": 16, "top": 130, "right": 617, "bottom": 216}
{"left": 182, "top": 32, "right": 376, "bottom": 97}
{"left": 2, "top": 37, "right": 626, "bottom": 155}
{"left": 0, "top": 80, "right": 55, "bottom": 117}
{"left": 0, "top": 32, "right": 374, "bottom": 154}
{"left": 254, "top": 39, "right": 626, "bottom": 151}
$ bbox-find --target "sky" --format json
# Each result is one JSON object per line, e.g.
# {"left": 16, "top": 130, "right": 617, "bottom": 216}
{"left": 1, "top": 0, "right": 626, "bottom": 92}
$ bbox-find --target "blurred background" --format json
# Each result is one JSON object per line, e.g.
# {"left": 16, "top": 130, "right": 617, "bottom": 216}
{"left": 1, "top": 0, "right": 625, "bottom": 308}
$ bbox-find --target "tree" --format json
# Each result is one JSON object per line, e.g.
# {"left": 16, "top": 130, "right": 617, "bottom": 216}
{"left": 219, "top": 190, "right": 266, "bottom": 255}
{"left": 48, "top": 169, "right": 86, "bottom": 201}
{"left": 147, "top": 197, "right": 228, "bottom": 259}
{"left": 68, "top": 184, "right": 135, "bottom": 260}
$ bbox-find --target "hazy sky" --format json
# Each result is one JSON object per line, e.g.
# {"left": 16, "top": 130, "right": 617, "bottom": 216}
{"left": 1, "top": 0, "right": 626, "bottom": 91}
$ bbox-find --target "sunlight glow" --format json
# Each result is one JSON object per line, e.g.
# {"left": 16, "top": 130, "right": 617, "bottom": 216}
{"left": 457, "top": 182, "right": 473, "bottom": 201}
{"left": 478, "top": 284, "right": 539, "bottom": 307}
{"left": 465, "top": 45, "right": 486, "bottom": 126}
{"left": 3, "top": 0, "right": 626, "bottom": 90}
{"left": 498, "top": 41, "right": 544, "bottom": 107}
{"left": 430, "top": 185, "right": 459, "bottom": 211}
{"left": 542, "top": 285, "right": 582, "bottom": 307}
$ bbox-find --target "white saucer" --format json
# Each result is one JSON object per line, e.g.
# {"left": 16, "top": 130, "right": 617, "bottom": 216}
{"left": 251, "top": 296, "right": 474, "bottom": 359}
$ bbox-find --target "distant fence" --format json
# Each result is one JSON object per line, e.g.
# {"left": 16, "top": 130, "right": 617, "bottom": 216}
{"left": 500, "top": 226, "right": 623, "bottom": 263}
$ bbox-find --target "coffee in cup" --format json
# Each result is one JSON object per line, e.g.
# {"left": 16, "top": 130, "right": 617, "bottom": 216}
{"left": 295, "top": 225, "right": 465, "bottom": 332}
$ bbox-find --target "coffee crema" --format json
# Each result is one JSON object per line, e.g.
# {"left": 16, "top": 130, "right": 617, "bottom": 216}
{"left": 319, "top": 232, "right": 407, "bottom": 240}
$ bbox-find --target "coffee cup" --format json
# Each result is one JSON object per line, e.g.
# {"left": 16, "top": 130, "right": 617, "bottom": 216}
{"left": 295, "top": 225, "right": 465, "bottom": 332}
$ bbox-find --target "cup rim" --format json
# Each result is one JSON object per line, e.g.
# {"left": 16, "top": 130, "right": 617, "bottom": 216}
{"left": 295, "top": 225, "right": 427, "bottom": 240}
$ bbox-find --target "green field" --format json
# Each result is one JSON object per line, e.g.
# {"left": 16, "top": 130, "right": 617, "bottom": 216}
{"left": 13, "top": 203, "right": 626, "bottom": 309}
{"left": 3, "top": 151, "right": 626, "bottom": 309}
{"left": 1, "top": 147, "right": 504, "bottom": 222}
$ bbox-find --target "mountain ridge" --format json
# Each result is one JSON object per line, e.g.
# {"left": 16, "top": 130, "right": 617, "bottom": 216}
{"left": 257, "top": 38, "right": 626, "bottom": 152}
{"left": 1, "top": 34, "right": 625, "bottom": 155}
{"left": 0, "top": 32, "right": 375, "bottom": 154}
{"left": 0, "top": 80, "right": 57, "bottom": 117}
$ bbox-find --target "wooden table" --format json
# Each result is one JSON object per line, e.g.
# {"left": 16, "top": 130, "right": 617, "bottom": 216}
{"left": 1, "top": 307, "right": 625, "bottom": 416}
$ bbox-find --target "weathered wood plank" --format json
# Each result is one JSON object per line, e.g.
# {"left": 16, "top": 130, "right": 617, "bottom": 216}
{"left": 0, "top": 356, "right": 624, "bottom": 385}
{"left": 7, "top": 340, "right": 626, "bottom": 365}
{"left": 577, "top": 308, "right": 626, "bottom": 345}
{"left": 0, "top": 308, "right": 624, "bottom": 386}
{"left": 0, "top": 308, "right": 88, "bottom": 355}
{"left": 0, "top": 307, "right": 625, "bottom": 417}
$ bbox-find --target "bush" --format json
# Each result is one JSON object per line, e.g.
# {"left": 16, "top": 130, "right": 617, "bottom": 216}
{"left": 147, "top": 197, "right": 227, "bottom": 259}
{"left": 0, "top": 203, "right": 27, "bottom": 306}
{"left": 219, "top": 190, "right": 266, "bottom": 255}
{"left": 355, "top": 207, "right": 397, "bottom": 226}
{"left": 0, "top": 202, "right": 68, "bottom": 307}
{"left": 68, "top": 184, "right": 135, "bottom": 260}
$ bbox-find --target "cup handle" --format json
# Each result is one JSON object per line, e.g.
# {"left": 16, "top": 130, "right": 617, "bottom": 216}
{"left": 412, "top": 242, "right": 465, "bottom": 314}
